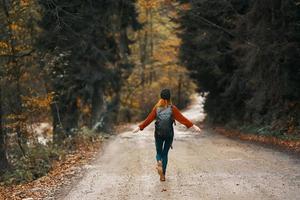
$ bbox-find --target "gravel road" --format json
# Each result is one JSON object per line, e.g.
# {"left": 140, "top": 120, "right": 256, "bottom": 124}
{"left": 61, "top": 96, "right": 300, "bottom": 200}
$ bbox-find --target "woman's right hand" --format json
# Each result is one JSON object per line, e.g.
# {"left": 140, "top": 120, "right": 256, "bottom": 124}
{"left": 192, "top": 124, "right": 201, "bottom": 132}
{"left": 133, "top": 127, "right": 140, "bottom": 133}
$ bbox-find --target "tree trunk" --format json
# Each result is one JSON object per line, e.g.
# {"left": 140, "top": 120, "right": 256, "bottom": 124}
{"left": 91, "top": 81, "right": 104, "bottom": 130}
{"left": 62, "top": 98, "right": 79, "bottom": 137}
{"left": 139, "top": 30, "right": 148, "bottom": 86}
{"left": 15, "top": 80, "right": 27, "bottom": 156}
{"left": 5, "top": 7, "right": 27, "bottom": 155}
{"left": 177, "top": 74, "right": 182, "bottom": 107}
{"left": 51, "top": 100, "right": 65, "bottom": 144}
{"left": 119, "top": 29, "right": 130, "bottom": 63}
{"left": 0, "top": 86, "right": 9, "bottom": 171}
{"left": 150, "top": 8, "right": 154, "bottom": 58}
{"left": 40, "top": 67, "right": 66, "bottom": 144}
{"left": 50, "top": 96, "right": 79, "bottom": 142}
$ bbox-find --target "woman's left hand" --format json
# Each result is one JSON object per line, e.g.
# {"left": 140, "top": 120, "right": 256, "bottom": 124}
{"left": 133, "top": 127, "right": 140, "bottom": 133}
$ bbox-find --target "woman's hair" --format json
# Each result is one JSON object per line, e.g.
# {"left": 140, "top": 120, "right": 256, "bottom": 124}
{"left": 155, "top": 89, "right": 172, "bottom": 108}
{"left": 155, "top": 98, "right": 172, "bottom": 108}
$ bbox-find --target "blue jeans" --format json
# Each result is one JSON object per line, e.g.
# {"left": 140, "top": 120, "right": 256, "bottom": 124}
{"left": 155, "top": 135, "right": 173, "bottom": 175}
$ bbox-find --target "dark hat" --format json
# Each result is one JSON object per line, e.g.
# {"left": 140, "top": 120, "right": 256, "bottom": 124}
{"left": 160, "top": 89, "right": 171, "bottom": 100}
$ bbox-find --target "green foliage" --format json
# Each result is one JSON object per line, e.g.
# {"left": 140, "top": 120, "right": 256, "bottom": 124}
{"left": 0, "top": 0, "right": 43, "bottom": 171}
{"left": 0, "top": 127, "right": 101, "bottom": 185}
{"left": 62, "top": 127, "right": 102, "bottom": 151}
{"left": 36, "top": 0, "right": 141, "bottom": 136}
{"left": 239, "top": 125, "right": 300, "bottom": 141}
{"left": 1, "top": 144, "right": 63, "bottom": 184}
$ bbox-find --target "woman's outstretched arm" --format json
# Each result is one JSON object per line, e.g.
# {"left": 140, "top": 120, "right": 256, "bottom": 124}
{"left": 138, "top": 108, "right": 157, "bottom": 130}
{"left": 172, "top": 106, "right": 193, "bottom": 128}
{"left": 133, "top": 105, "right": 201, "bottom": 133}
{"left": 172, "top": 106, "right": 201, "bottom": 132}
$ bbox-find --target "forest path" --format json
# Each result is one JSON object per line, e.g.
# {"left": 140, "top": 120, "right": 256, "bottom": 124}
{"left": 60, "top": 96, "right": 300, "bottom": 200}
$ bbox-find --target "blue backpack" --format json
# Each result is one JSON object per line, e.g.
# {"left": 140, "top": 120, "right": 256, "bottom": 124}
{"left": 155, "top": 105, "right": 175, "bottom": 138}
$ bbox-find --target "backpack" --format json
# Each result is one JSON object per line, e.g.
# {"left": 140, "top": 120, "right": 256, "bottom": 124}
{"left": 155, "top": 105, "right": 174, "bottom": 138}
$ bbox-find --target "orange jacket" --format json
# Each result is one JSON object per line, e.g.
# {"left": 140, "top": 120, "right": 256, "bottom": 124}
{"left": 139, "top": 105, "right": 193, "bottom": 130}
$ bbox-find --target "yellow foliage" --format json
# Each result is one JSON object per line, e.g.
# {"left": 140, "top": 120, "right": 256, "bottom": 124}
{"left": 138, "top": 0, "right": 162, "bottom": 9}
{"left": 180, "top": 3, "right": 191, "bottom": 11}
{"left": 0, "top": 41, "right": 9, "bottom": 49}
{"left": 21, "top": 92, "right": 55, "bottom": 110}
{"left": 77, "top": 97, "right": 91, "bottom": 115}
{"left": 10, "top": 23, "right": 23, "bottom": 31}
{"left": 0, "top": 41, "right": 10, "bottom": 55}
{"left": 20, "top": 0, "right": 30, "bottom": 6}
{"left": 121, "top": 0, "right": 196, "bottom": 120}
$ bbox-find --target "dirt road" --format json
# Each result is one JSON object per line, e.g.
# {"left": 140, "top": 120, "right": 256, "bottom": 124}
{"left": 61, "top": 96, "right": 300, "bottom": 200}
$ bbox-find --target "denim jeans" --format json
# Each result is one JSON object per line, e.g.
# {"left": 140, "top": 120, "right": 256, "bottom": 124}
{"left": 155, "top": 135, "right": 173, "bottom": 175}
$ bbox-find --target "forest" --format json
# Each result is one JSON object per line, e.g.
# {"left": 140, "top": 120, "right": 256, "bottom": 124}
{"left": 0, "top": 0, "right": 299, "bottom": 196}
{"left": 0, "top": 0, "right": 194, "bottom": 185}
{"left": 179, "top": 0, "right": 300, "bottom": 136}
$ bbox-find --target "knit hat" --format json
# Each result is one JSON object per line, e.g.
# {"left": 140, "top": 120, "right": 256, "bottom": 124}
{"left": 160, "top": 89, "right": 171, "bottom": 100}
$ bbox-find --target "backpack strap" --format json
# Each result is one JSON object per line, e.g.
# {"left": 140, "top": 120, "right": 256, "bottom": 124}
{"left": 170, "top": 105, "right": 176, "bottom": 126}
{"left": 170, "top": 105, "right": 174, "bottom": 149}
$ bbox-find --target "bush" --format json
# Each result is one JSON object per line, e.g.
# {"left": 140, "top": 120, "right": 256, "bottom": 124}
{"left": 1, "top": 144, "right": 64, "bottom": 185}
{"left": 0, "top": 128, "right": 100, "bottom": 185}
{"left": 239, "top": 124, "right": 300, "bottom": 141}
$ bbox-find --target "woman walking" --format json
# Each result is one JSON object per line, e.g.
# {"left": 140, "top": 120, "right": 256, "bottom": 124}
{"left": 133, "top": 89, "right": 201, "bottom": 181}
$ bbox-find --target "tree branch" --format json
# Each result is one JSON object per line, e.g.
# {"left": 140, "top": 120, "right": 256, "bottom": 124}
{"left": 0, "top": 49, "right": 35, "bottom": 58}
{"left": 2, "top": 0, "right": 9, "bottom": 17}
{"left": 197, "top": 15, "right": 259, "bottom": 49}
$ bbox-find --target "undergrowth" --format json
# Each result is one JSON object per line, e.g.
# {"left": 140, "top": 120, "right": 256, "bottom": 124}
{"left": 238, "top": 125, "right": 300, "bottom": 141}
{"left": 0, "top": 128, "right": 101, "bottom": 185}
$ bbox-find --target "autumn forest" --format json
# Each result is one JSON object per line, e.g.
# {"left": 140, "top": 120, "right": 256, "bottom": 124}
{"left": 0, "top": 0, "right": 300, "bottom": 199}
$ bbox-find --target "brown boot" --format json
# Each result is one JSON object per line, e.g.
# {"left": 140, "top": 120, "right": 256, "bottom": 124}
{"left": 160, "top": 174, "right": 166, "bottom": 182}
{"left": 156, "top": 161, "right": 164, "bottom": 181}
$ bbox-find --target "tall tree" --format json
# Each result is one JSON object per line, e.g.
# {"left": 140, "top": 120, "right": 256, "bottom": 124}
{"left": 0, "top": 77, "right": 9, "bottom": 170}
{"left": 0, "top": 0, "right": 40, "bottom": 155}
{"left": 37, "top": 0, "right": 140, "bottom": 140}
{"left": 179, "top": 0, "right": 300, "bottom": 132}
{"left": 118, "top": 0, "right": 197, "bottom": 122}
